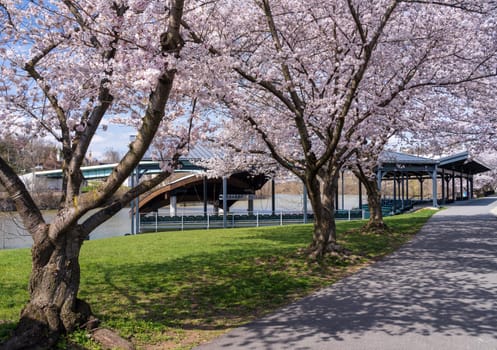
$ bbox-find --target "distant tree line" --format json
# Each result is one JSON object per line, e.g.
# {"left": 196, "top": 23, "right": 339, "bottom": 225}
{"left": 0, "top": 136, "right": 61, "bottom": 174}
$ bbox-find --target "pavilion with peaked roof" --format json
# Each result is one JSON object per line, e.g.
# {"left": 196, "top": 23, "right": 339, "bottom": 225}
{"left": 438, "top": 151, "right": 492, "bottom": 203}
{"left": 375, "top": 150, "right": 491, "bottom": 212}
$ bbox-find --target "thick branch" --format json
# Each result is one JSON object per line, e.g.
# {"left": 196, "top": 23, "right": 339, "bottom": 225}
{"left": 401, "top": 0, "right": 493, "bottom": 14}
{"left": 90, "top": 74, "right": 175, "bottom": 210}
{"left": 245, "top": 115, "right": 304, "bottom": 176}
{"left": 23, "top": 42, "right": 72, "bottom": 157}
{"left": 261, "top": 0, "right": 314, "bottom": 163}
{"left": 161, "top": 0, "right": 184, "bottom": 54}
{"left": 347, "top": 0, "right": 367, "bottom": 44}
{"left": 0, "top": 1, "right": 15, "bottom": 29}
{"left": 79, "top": 168, "right": 174, "bottom": 236}
{"left": 0, "top": 156, "right": 46, "bottom": 243}
{"left": 46, "top": 1, "right": 186, "bottom": 238}
{"left": 80, "top": 0, "right": 186, "bottom": 212}
{"left": 65, "top": 4, "right": 130, "bottom": 202}
{"left": 317, "top": 0, "right": 399, "bottom": 171}
{"left": 234, "top": 68, "right": 297, "bottom": 114}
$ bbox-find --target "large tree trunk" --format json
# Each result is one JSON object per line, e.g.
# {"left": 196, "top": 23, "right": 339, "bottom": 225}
{"left": 354, "top": 169, "right": 388, "bottom": 233}
{"left": 305, "top": 171, "right": 347, "bottom": 259}
{"left": 363, "top": 181, "right": 388, "bottom": 232}
{"left": 2, "top": 227, "right": 93, "bottom": 350}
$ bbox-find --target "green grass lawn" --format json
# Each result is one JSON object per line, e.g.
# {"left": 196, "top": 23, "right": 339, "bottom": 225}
{"left": 0, "top": 209, "right": 436, "bottom": 349}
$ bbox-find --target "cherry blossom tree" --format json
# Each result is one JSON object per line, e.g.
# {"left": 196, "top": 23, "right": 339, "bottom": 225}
{"left": 400, "top": 63, "right": 497, "bottom": 195}
{"left": 192, "top": 0, "right": 497, "bottom": 258}
{"left": 473, "top": 153, "right": 497, "bottom": 194}
{"left": 349, "top": 119, "right": 398, "bottom": 233}
{"left": 0, "top": 1, "right": 211, "bottom": 348}
{"left": 405, "top": 85, "right": 497, "bottom": 197}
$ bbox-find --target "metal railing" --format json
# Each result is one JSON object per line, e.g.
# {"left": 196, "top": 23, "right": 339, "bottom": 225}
{"left": 139, "top": 209, "right": 365, "bottom": 233}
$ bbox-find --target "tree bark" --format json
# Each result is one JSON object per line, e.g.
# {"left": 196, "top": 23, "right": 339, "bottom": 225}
{"left": 1, "top": 226, "right": 94, "bottom": 350}
{"left": 363, "top": 181, "right": 388, "bottom": 232}
{"left": 305, "top": 170, "right": 348, "bottom": 259}
{"left": 354, "top": 169, "right": 389, "bottom": 233}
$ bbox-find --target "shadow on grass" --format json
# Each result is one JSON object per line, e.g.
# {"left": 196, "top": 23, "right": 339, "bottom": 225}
{"left": 0, "top": 322, "right": 16, "bottom": 343}
{"left": 79, "top": 214, "right": 433, "bottom": 336}
{"left": 84, "top": 248, "right": 331, "bottom": 332}
{"left": 235, "top": 222, "right": 364, "bottom": 241}
{"left": 230, "top": 224, "right": 312, "bottom": 243}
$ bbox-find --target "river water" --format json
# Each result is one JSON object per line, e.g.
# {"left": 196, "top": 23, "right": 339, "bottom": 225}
{"left": 0, "top": 194, "right": 362, "bottom": 250}
{"left": 0, "top": 209, "right": 133, "bottom": 250}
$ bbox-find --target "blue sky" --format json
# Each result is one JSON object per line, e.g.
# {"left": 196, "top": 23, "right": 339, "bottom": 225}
{"left": 89, "top": 124, "right": 136, "bottom": 160}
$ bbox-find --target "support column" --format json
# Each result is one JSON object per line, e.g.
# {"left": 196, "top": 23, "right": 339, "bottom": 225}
{"left": 341, "top": 170, "right": 345, "bottom": 210}
{"left": 223, "top": 176, "right": 228, "bottom": 228}
{"left": 271, "top": 178, "right": 276, "bottom": 216}
{"left": 401, "top": 173, "right": 405, "bottom": 209}
{"left": 129, "top": 135, "right": 137, "bottom": 235}
{"left": 133, "top": 167, "right": 140, "bottom": 234}
{"left": 459, "top": 174, "right": 463, "bottom": 200}
{"left": 213, "top": 183, "right": 219, "bottom": 215}
{"left": 303, "top": 182, "right": 308, "bottom": 224}
{"left": 358, "top": 180, "right": 363, "bottom": 210}
{"left": 441, "top": 169, "right": 445, "bottom": 204}
{"left": 393, "top": 173, "right": 397, "bottom": 213}
{"left": 445, "top": 177, "right": 451, "bottom": 203}
{"left": 419, "top": 178, "right": 424, "bottom": 201}
{"left": 170, "top": 195, "right": 177, "bottom": 217}
{"left": 135, "top": 174, "right": 140, "bottom": 234}
{"left": 470, "top": 177, "right": 474, "bottom": 199}
{"left": 130, "top": 168, "right": 135, "bottom": 235}
{"left": 466, "top": 175, "right": 470, "bottom": 200}
{"left": 432, "top": 167, "right": 438, "bottom": 207}
{"left": 452, "top": 171, "right": 456, "bottom": 202}
{"left": 248, "top": 195, "right": 254, "bottom": 216}
{"left": 203, "top": 176, "right": 207, "bottom": 217}
{"left": 405, "top": 174, "right": 409, "bottom": 202}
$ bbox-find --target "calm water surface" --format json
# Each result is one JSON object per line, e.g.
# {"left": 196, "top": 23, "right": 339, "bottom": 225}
{"left": 0, "top": 194, "right": 362, "bottom": 250}
{"left": 0, "top": 209, "right": 132, "bottom": 250}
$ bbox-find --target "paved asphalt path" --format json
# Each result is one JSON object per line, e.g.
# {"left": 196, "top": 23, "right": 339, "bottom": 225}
{"left": 195, "top": 198, "right": 497, "bottom": 350}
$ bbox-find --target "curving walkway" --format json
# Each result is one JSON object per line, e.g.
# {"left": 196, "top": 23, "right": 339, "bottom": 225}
{"left": 195, "top": 197, "right": 497, "bottom": 350}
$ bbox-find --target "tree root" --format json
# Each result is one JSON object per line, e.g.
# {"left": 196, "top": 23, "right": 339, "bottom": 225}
{"left": 303, "top": 242, "right": 362, "bottom": 264}
{"left": 0, "top": 299, "right": 98, "bottom": 350}
{"left": 360, "top": 221, "right": 392, "bottom": 235}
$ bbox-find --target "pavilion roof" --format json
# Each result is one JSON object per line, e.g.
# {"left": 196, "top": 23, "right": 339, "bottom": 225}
{"left": 379, "top": 151, "right": 439, "bottom": 165}
{"left": 438, "top": 151, "right": 491, "bottom": 175}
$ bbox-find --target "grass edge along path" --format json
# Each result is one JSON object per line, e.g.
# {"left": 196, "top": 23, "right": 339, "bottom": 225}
{"left": 0, "top": 208, "right": 437, "bottom": 350}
